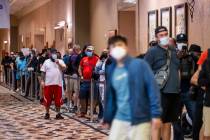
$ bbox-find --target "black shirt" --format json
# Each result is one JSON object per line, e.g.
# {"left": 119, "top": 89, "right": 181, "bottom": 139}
{"left": 198, "top": 59, "right": 210, "bottom": 107}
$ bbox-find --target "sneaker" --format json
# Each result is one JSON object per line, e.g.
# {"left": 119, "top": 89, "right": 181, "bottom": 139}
{"left": 69, "top": 106, "right": 78, "bottom": 113}
{"left": 55, "top": 113, "right": 64, "bottom": 120}
{"left": 63, "top": 98, "right": 68, "bottom": 104}
{"left": 44, "top": 113, "right": 50, "bottom": 119}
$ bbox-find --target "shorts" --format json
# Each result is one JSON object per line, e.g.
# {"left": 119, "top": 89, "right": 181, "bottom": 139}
{"left": 109, "top": 119, "right": 151, "bottom": 140}
{"left": 161, "top": 93, "right": 181, "bottom": 123}
{"left": 69, "top": 74, "right": 79, "bottom": 94}
{"left": 202, "top": 106, "right": 210, "bottom": 136}
{"left": 44, "top": 85, "right": 63, "bottom": 107}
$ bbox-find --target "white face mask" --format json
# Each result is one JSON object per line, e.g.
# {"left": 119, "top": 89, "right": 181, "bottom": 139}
{"left": 51, "top": 54, "right": 57, "bottom": 60}
{"left": 177, "top": 43, "right": 187, "bottom": 51}
{"left": 159, "top": 36, "right": 169, "bottom": 47}
{"left": 110, "top": 47, "right": 127, "bottom": 61}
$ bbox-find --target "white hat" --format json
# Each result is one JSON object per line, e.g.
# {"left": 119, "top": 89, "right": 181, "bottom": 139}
{"left": 87, "top": 45, "right": 94, "bottom": 51}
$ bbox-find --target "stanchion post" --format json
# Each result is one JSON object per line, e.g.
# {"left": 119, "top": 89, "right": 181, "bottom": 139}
{"left": 12, "top": 69, "right": 15, "bottom": 91}
{"left": 90, "top": 79, "right": 94, "bottom": 122}
{"left": 8, "top": 69, "right": 11, "bottom": 89}
{"left": 34, "top": 72, "right": 38, "bottom": 100}
{"left": 20, "top": 71, "right": 23, "bottom": 95}
{"left": 24, "top": 71, "right": 27, "bottom": 95}
{"left": 30, "top": 71, "right": 33, "bottom": 99}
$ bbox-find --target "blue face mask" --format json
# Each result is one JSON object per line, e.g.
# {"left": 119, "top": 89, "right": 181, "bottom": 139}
{"left": 86, "top": 51, "right": 93, "bottom": 57}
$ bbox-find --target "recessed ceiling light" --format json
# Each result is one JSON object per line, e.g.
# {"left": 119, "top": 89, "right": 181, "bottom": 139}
{"left": 123, "top": 0, "right": 136, "bottom": 4}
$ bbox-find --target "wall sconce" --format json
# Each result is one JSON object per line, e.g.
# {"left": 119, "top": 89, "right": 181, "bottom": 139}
{"left": 4, "top": 41, "right": 8, "bottom": 44}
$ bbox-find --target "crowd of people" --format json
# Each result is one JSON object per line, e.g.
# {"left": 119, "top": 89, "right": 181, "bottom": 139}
{"left": 1, "top": 25, "right": 210, "bottom": 140}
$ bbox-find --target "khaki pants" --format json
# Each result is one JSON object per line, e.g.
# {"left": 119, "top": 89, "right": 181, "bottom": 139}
{"left": 202, "top": 106, "right": 210, "bottom": 136}
{"left": 109, "top": 119, "right": 151, "bottom": 140}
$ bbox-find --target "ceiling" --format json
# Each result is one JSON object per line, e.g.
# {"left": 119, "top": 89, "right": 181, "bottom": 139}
{"left": 9, "top": 0, "right": 51, "bottom": 18}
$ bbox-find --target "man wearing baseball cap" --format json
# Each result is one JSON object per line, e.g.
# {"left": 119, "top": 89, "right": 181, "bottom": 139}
{"left": 78, "top": 45, "right": 99, "bottom": 118}
{"left": 145, "top": 26, "right": 181, "bottom": 140}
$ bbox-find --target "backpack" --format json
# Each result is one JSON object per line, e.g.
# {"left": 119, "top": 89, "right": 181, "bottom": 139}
{"left": 154, "top": 49, "right": 171, "bottom": 90}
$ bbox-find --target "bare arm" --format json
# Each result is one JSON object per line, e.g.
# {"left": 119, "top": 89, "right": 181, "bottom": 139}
{"left": 55, "top": 60, "right": 66, "bottom": 71}
{"left": 41, "top": 72, "right": 46, "bottom": 82}
{"left": 191, "top": 65, "right": 202, "bottom": 86}
{"left": 78, "top": 65, "right": 82, "bottom": 77}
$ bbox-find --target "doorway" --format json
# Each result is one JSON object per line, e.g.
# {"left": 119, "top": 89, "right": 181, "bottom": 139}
{"left": 55, "top": 28, "right": 65, "bottom": 55}
{"left": 118, "top": 6, "right": 137, "bottom": 56}
{"left": 34, "top": 34, "right": 44, "bottom": 51}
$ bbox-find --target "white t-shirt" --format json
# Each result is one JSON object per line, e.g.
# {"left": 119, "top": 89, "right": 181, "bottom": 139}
{"left": 41, "top": 59, "right": 66, "bottom": 86}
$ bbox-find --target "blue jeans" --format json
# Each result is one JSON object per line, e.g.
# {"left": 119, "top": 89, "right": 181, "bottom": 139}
{"left": 173, "top": 90, "right": 194, "bottom": 140}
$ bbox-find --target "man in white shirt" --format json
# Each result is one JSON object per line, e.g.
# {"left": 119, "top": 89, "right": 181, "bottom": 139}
{"left": 41, "top": 48, "right": 66, "bottom": 119}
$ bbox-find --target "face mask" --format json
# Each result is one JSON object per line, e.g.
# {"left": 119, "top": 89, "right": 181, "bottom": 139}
{"left": 110, "top": 47, "right": 127, "bottom": 61}
{"left": 177, "top": 43, "right": 187, "bottom": 51}
{"left": 51, "top": 54, "right": 57, "bottom": 60}
{"left": 86, "top": 51, "right": 93, "bottom": 57}
{"left": 159, "top": 36, "right": 169, "bottom": 47}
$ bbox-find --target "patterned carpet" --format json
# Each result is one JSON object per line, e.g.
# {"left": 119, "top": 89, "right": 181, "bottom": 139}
{"left": 0, "top": 86, "right": 107, "bottom": 140}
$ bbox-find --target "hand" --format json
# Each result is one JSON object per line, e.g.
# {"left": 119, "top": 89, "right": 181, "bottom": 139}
{"left": 55, "top": 59, "right": 59, "bottom": 64}
{"left": 101, "top": 122, "right": 110, "bottom": 129}
{"left": 41, "top": 81, "right": 45, "bottom": 88}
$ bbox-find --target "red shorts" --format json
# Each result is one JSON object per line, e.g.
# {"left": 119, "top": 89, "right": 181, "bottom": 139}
{"left": 43, "top": 85, "right": 63, "bottom": 107}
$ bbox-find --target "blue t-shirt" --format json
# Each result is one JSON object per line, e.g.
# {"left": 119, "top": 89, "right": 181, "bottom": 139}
{"left": 112, "top": 66, "right": 131, "bottom": 121}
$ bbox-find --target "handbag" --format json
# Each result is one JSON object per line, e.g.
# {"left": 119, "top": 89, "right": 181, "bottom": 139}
{"left": 154, "top": 49, "right": 172, "bottom": 89}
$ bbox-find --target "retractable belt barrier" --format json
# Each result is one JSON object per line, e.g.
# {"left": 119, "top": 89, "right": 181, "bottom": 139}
{"left": 0, "top": 68, "right": 106, "bottom": 122}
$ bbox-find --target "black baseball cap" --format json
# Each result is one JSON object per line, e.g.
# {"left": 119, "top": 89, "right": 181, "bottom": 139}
{"left": 176, "top": 34, "right": 188, "bottom": 43}
{"left": 50, "top": 48, "right": 57, "bottom": 53}
{"left": 155, "top": 26, "right": 168, "bottom": 35}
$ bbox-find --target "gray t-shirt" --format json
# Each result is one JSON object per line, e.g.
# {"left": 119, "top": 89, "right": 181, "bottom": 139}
{"left": 144, "top": 45, "right": 180, "bottom": 94}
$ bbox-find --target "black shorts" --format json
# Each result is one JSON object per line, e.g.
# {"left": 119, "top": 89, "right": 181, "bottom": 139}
{"left": 161, "top": 93, "right": 181, "bottom": 123}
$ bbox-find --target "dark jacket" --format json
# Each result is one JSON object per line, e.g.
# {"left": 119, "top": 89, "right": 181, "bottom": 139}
{"left": 104, "top": 56, "right": 162, "bottom": 125}
{"left": 144, "top": 45, "right": 180, "bottom": 94}
{"left": 198, "top": 53, "right": 210, "bottom": 107}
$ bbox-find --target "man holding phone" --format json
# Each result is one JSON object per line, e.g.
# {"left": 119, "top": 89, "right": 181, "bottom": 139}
{"left": 41, "top": 48, "right": 66, "bottom": 119}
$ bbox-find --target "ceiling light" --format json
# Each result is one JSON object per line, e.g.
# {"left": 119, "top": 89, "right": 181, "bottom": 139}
{"left": 123, "top": 0, "right": 136, "bottom": 4}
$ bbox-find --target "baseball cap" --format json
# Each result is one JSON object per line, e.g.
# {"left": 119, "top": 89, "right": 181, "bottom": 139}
{"left": 176, "top": 34, "right": 188, "bottom": 43}
{"left": 50, "top": 48, "right": 57, "bottom": 53}
{"left": 155, "top": 26, "right": 168, "bottom": 35}
{"left": 87, "top": 45, "right": 94, "bottom": 51}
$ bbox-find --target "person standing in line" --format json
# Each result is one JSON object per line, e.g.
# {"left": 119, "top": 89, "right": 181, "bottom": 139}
{"left": 173, "top": 34, "right": 195, "bottom": 140}
{"left": 16, "top": 52, "right": 27, "bottom": 93}
{"left": 94, "top": 49, "right": 109, "bottom": 120}
{"left": 78, "top": 45, "right": 99, "bottom": 118}
{"left": 103, "top": 35, "right": 162, "bottom": 140}
{"left": 144, "top": 26, "right": 181, "bottom": 140}
{"left": 37, "top": 49, "right": 48, "bottom": 102}
{"left": 25, "top": 50, "right": 38, "bottom": 97}
{"left": 198, "top": 49, "right": 210, "bottom": 140}
{"left": 191, "top": 49, "right": 209, "bottom": 140}
{"left": 65, "top": 45, "right": 81, "bottom": 113}
{"left": 40, "top": 48, "right": 66, "bottom": 119}
{"left": 1, "top": 52, "right": 12, "bottom": 84}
